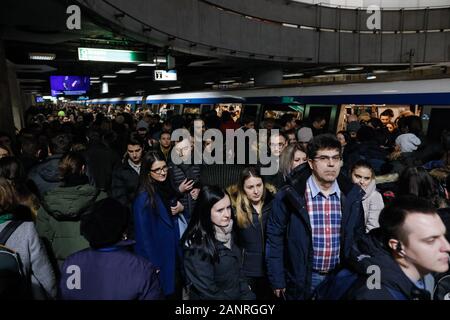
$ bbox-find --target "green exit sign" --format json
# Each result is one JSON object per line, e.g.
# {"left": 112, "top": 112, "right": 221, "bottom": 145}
{"left": 78, "top": 48, "right": 147, "bottom": 63}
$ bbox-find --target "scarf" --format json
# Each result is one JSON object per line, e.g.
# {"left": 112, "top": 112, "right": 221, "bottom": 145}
{"left": 214, "top": 219, "right": 234, "bottom": 249}
{"left": 155, "top": 179, "right": 177, "bottom": 211}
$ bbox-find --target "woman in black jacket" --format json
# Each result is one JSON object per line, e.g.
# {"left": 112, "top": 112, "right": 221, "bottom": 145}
{"left": 182, "top": 185, "right": 255, "bottom": 300}
{"left": 228, "top": 167, "right": 276, "bottom": 299}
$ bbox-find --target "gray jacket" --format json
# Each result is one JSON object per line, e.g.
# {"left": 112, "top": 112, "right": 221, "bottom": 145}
{"left": 362, "top": 180, "right": 384, "bottom": 232}
{"left": 0, "top": 221, "right": 57, "bottom": 299}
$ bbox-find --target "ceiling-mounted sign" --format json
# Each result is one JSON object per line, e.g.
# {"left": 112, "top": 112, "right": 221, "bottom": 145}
{"left": 78, "top": 48, "right": 146, "bottom": 63}
{"left": 154, "top": 69, "right": 177, "bottom": 81}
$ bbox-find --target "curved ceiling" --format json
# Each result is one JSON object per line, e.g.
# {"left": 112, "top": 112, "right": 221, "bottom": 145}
{"left": 293, "top": 0, "right": 450, "bottom": 9}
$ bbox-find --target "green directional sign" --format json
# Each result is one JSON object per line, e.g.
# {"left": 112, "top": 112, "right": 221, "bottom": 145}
{"left": 78, "top": 48, "right": 147, "bottom": 63}
{"left": 289, "top": 105, "right": 304, "bottom": 113}
{"left": 282, "top": 96, "right": 295, "bottom": 104}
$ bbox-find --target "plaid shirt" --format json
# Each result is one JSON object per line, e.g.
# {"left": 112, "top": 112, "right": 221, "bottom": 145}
{"left": 305, "top": 176, "right": 342, "bottom": 272}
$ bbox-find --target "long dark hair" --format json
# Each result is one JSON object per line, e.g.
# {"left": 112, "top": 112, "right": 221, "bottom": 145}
{"left": 138, "top": 151, "right": 167, "bottom": 208}
{"left": 181, "top": 185, "right": 229, "bottom": 261}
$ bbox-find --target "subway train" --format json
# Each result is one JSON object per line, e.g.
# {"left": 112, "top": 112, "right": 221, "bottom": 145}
{"left": 83, "top": 78, "right": 450, "bottom": 140}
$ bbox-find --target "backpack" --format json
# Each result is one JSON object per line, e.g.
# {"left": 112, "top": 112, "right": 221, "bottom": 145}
{"left": 0, "top": 220, "right": 27, "bottom": 299}
{"left": 312, "top": 267, "right": 406, "bottom": 300}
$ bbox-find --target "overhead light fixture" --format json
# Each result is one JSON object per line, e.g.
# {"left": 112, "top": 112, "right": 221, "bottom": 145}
{"left": 115, "top": 68, "right": 137, "bottom": 74}
{"left": 283, "top": 73, "right": 304, "bottom": 78}
{"left": 220, "top": 80, "right": 235, "bottom": 84}
{"left": 29, "top": 53, "right": 56, "bottom": 61}
{"left": 345, "top": 67, "right": 364, "bottom": 71}
{"left": 204, "top": 82, "right": 215, "bottom": 85}
{"left": 313, "top": 74, "right": 329, "bottom": 78}
{"left": 373, "top": 69, "right": 388, "bottom": 74}
{"left": 154, "top": 57, "right": 167, "bottom": 63}
{"left": 160, "top": 87, "right": 169, "bottom": 91}
{"left": 90, "top": 80, "right": 101, "bottom": 84}
{"left": 101, "top": 82, "right": 109, "bottom": 94}
{"left": 169, "top": 86, "right": 181, "bottom": 89}
{"left": 103, "top": 75, "right": 117, "bottom": 78}
{"left": 138, "top": 63, "right": 157, "bottom": 67}
{"left": 324, "top": 68, "right": 341, "bottom": 73}
{"left": 367, "top": 75, "right": 377, "bottom": 80}
{"left": 90, "top": 77, "right": 100, "bottom": 80}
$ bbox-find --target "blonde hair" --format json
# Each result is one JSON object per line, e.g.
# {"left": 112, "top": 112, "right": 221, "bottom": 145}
{"left": 227, "top": 167, "right": 276, "bottom": 228}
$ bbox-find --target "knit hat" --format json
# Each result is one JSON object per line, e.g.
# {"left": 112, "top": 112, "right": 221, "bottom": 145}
{"left": 297, "top": 127, "right": 313, "bottom": 143}
{"left": 346, "top": 121, "right": 361, "bottom": 133}
{"left": 80, "top": 198, "right": 128, "bottom": 249}
{"left": 57, "top": 110, "right": 66, "bottom": 117}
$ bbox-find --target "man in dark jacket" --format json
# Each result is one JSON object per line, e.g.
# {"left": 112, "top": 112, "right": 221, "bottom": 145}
{"left": 266, "top": 134, "right": 365, "bottom": 300}
{"left": 59, "top": 198, "right": 162, "bottom": 300}
{"left": 345, "top": 196, "right": 450, "bottom": 300}
{"left": 28, "top": 133, "right": 71, "bottom": 198}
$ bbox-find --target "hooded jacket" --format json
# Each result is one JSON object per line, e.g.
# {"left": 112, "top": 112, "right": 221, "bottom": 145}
{"left": 345, "top": 232, "right": 431, "bottom": 300}
{"left": 266, "top": 165, "right": 365, "bottom": 300}
{"left": 36, "top": 184, "right": 107, "bottom": 266}
{"left": 28, "top": 155, "right": 63, "bottom": 198}
{"left": 361, "top": 180, "right": 384, "bottom": 232}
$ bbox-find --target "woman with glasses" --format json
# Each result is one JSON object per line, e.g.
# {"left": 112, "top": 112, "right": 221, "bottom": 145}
{"left": 182, "top": 185, "right": 255, "bottom": 300}
{"left": 133, "top": 151, "right": 186, "bottom": 299}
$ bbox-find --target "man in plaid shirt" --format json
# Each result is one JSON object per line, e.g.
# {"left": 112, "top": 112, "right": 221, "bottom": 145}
{"left": 266, "top": 134, "right": 365, "bottom": 300}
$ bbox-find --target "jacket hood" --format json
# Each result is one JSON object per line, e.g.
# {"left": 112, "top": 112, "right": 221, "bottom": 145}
{"left": 362, "top": 180, "right": 376, "bottom": 201}
{"left": 348, "top": 231, "right": 430, "bottom": 299}
{"left": 41, "top": 184, "right": 101, "bottom": 220}
{"left": 37, "top": 155, "right": 63, "bottom": 183}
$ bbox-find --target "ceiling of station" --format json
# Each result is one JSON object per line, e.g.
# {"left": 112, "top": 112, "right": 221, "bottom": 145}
{"left": 2, "top": 0, "right": 450, "bottom": 99}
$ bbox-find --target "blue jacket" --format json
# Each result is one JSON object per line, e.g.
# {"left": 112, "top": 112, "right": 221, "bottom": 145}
{"left": 266, "top": 166, "right": 365, "bottom": 300}
{"left": 133, "top": 191, "right": 182, "bottom": 296}
{"left": 59, "top": 240, "right": 163, "bottom": 300}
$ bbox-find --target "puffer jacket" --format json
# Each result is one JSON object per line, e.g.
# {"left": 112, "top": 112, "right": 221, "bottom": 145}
{"left": 36, "top": 184, "right": 107, "bottom": 266}
{"left": 361, "top": 180, "right": 384, "bottom": 232}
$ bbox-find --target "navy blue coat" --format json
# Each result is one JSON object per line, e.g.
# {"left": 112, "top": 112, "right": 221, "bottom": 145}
{"left": 59, "top": 240, "right": 163, "bottom": 300}
{"left": 266, "top": 166, "right": 365, "bottom": 300}
{"left": 133, "top": 191, "right": 182, "bottom": 296}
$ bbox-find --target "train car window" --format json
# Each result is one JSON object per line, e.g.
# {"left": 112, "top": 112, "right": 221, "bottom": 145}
{"left": 183, "top": 105, "right": 201, "bottom": 115}
{"left": 262, "top": 105, "right": 304, "bottom": 121}
{"left": 215, "top": 104, "right": 242, "bottom": 122}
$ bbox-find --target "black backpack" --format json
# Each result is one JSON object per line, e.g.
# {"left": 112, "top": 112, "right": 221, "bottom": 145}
{"left": 0, "top": 221, "right": 27, "bottom": 299}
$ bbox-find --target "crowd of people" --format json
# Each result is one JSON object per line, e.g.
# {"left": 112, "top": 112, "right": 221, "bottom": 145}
{"left": 0, "top": 103, "right": 450, "bottom": 300}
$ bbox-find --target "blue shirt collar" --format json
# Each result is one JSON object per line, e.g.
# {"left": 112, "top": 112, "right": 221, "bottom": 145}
{"left": 307, "top": 175, "right": 341, "bottom": 199}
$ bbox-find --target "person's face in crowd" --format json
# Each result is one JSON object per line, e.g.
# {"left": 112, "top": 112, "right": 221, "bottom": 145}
{"left": 0, "top": 146, "right": 9, "bottom": 159}
{"left": 308, "top": 148, "right": 342, "bottom": 185}
{"left": 394, "top": 213, "right": 450, "bottom": 278}
{"left": 76, "top": 115, "right": 84, "bottom": 123}
{"left": 162, "top": 123, "right": 172, "bottom": 133}
{"left": 351, "top": 166, "right": 373, "bottom": 190}
{"left": 292, "top": 150, "right": 307, "bottom": 170}
{"left": 174, "top": 138, "right": 192, "bottom": 162}
{"left": 243, "top": 176, "right": 264, "bottom": 205}
{"left": 211, "top": 195, "right": 232, "bottom": 228}
{"left": 380, "top": 115, "right": 391, "bottom": 125}
{"left": 287, "top": 133, "right": 297, "bottom": 144}
{"left": 386, "top": 123, "right": 395, "bottom": 133}
{"left": 337, "top": 133, "right": 347, "bottom": 147}
{"left": 245, "top": 121, "right": 255, "bottom": 130}
{"left": 160, "top": 133, "right": 172, "bottom": 149}
{"left": 264, "top": 121, "right": 275, "bottom": 130}
{"left": 137, "top": 128, "right": 147, "bottom": 138}
{"left": 149, "top": 160, "right": 169, "bottom": 182}
{"left": 0, "top": 136, "right": 11, "bottom": 147}
{"left": 313, "top": 119, "right": 326, "bottom": 130}
{"left": 269, "top": 135, "right": 287, "bottom": 157}
{"left": 127, "top": 144, "right": 143, "bottom": 165}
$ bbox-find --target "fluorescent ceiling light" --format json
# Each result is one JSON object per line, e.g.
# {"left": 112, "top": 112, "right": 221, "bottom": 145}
{"left": 373, "top": 69, "right": 388, "bottom": 74}
{"left": 138, "top": 63, "right": 157, "bottom": 67}
{"left": 284, "top": 73, "right": 304, "bottom": 77}
{"left": 204, "top": 82, "right": 215, "bottom": 85}
{"left": 160, "top": 88, "right": 169, "bottom": 91}
{"left": 324, "top": 68, "right": 341, "bottom": 73}
{"left": 220, "top": 80, "right": 235, "bottom": 84}
{"left": 154, "top": 57, "right": 167, "bottom": 63}
{"left": 345, "top": 67, "right": 364, "bottom": 71}
{"left": 90, "top": 80, "right": 101, "bottom": 84}
{"left": 115, "top": 69, "right": 137, "bottom": 74}
{"left": 367, "top": 75, "right": 377, "bottom": 80}
{"left": 103, "top": 75, "right": 117, "bottom": 78}
{"left": 29, "top": 53, "right": 56, "bottom": 61}
{"left": 313, "top": 74, "right": 329, "bottom": 78}
{"left": 90, "top": 77, "right": 100, "bottom": 80}
{"left": 169, "top": 86, "right": 181, "bottom": 89}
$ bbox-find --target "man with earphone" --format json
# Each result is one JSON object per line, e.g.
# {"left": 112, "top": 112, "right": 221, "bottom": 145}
{"left": 344, "top": 195, "right": 450, "bottom": 300}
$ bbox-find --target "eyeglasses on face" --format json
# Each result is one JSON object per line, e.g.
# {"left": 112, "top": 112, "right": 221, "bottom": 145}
{"left": 150, "top": 166, "right": 169, "bottom": 174}
{"left": 313, "top": 155, "right": 342, "bottom": 163}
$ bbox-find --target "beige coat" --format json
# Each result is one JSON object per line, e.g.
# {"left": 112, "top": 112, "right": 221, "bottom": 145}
{"left": 362, "top": 180, "right": 385, "bottom": 232}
